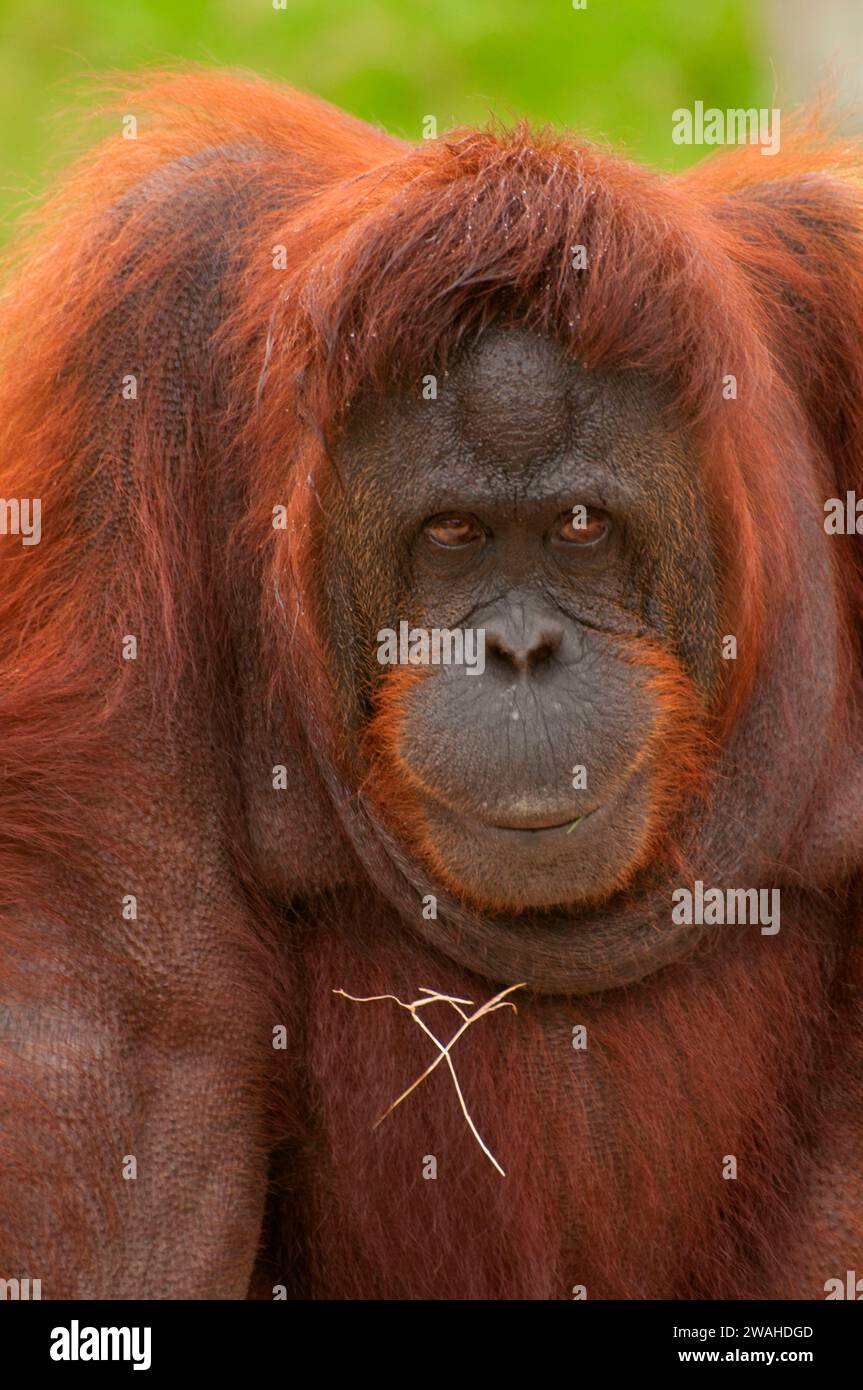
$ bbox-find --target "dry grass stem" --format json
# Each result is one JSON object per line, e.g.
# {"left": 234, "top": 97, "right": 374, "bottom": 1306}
{"left": 334, "top": 982, "right": 525, "bottom": 1176}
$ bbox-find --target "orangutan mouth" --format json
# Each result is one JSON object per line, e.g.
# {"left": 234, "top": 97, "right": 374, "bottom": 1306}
{"left": 488, "top": 812, "right": 590, "bottom": 835}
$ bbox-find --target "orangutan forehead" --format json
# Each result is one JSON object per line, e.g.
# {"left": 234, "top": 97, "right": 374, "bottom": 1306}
{"left": 337, "top": 327, "right": 689, "bottom": 504}
{"left": 448, "top": 327, "right": 676, "bottom": 462}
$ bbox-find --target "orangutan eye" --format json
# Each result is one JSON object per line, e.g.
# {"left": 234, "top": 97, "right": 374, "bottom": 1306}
{"left": 555, "top": 506, "right": 610, "bottom": 546}
{"left": 424, "top": 514, "right": 483, "bottom": 548}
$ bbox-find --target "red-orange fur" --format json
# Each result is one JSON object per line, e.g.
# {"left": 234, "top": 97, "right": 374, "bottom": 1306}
{"left": 1, "top": 71, "right": 862, "bottom": 1297}
{"left": 271, "top": 895, "right": 840, "bottom": 1298}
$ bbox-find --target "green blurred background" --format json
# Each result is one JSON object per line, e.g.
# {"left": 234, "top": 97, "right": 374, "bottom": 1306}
{"left": 0, "top": 0, "right": 785, "bottom": 238}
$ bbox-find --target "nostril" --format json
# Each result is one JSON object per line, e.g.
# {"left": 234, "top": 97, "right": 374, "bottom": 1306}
{"left": 527, "top": 634, "right": 561, "bottom": 670}
{"left": 484, "top": 624, "right": 563, "bottom": 673}
{"left": 485, "top": 636, "right": 518, "bottom": 673}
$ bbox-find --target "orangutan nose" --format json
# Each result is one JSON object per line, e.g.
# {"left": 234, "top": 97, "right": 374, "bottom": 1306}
{"left": 482, "top": 602, "right": 564, "bottom": 674}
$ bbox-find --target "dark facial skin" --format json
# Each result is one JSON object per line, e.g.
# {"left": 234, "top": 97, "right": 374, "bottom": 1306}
{"left": 325, "top": 327, "right": 721, "bottom": 911}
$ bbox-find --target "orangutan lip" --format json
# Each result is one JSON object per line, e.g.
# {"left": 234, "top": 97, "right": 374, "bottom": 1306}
{"left": 488, "top": 810, "right": 594, "bottom": 834}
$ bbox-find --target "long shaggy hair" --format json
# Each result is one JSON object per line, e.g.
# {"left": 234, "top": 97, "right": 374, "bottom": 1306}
{"left": 1, "top": 71, "right": 862, "bottom": 1298}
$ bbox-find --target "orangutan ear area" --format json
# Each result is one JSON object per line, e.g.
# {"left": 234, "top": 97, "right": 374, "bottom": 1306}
{"left": 0, "top": 10, "right": 862, "bottom": 1366}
